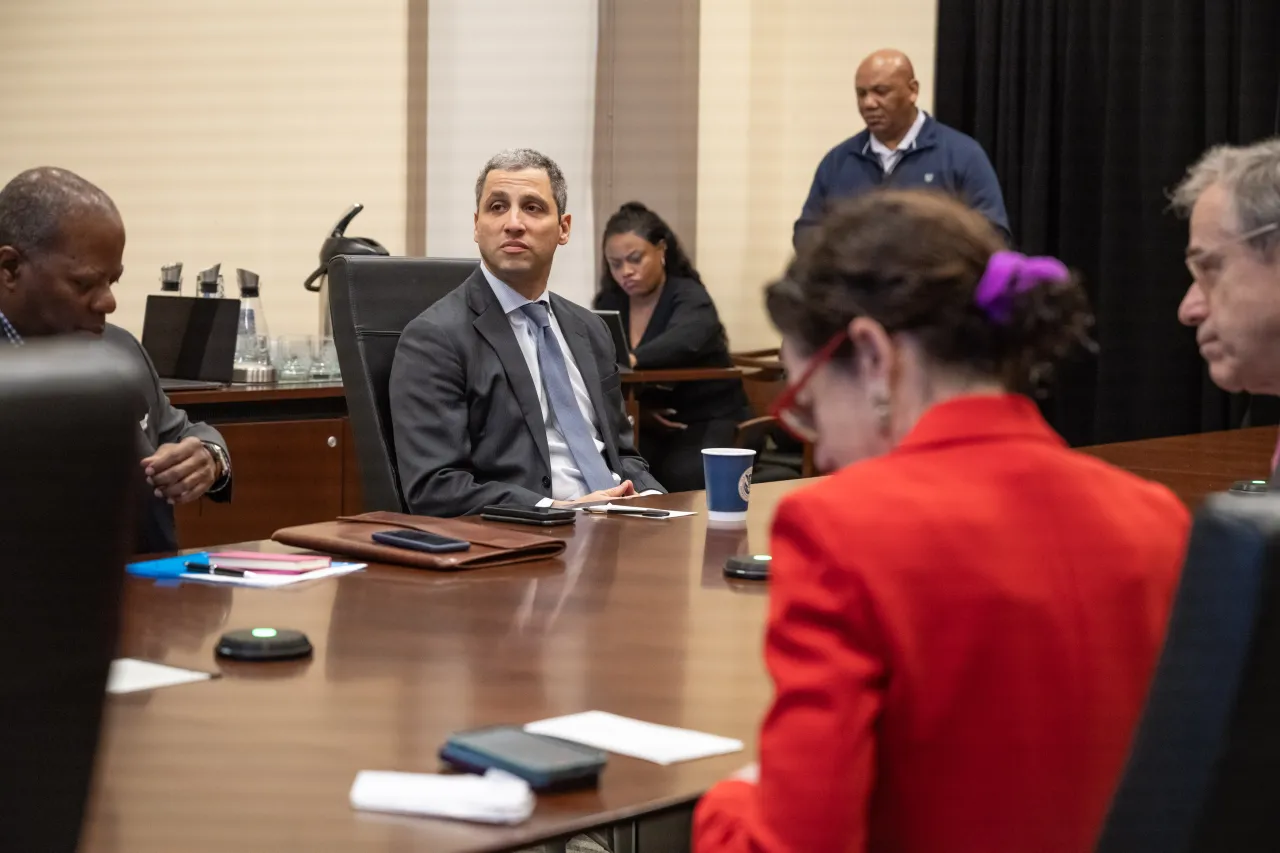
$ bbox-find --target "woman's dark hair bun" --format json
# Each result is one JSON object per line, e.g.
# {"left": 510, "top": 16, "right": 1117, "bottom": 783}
{"left": 619, "top": 201, "right": 650, "bottom": 213}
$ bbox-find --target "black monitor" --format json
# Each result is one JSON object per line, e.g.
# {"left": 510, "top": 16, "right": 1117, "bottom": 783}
{"left": 140, "top": 295, "right": 239, "bottom": 383}
{"left": 591, "top": 309, "right": 631, "bottom": 367}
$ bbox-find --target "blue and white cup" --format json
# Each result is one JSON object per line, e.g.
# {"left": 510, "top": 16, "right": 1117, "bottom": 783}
{"left": 702, "top": 448, "right": 756, "bottom": 523}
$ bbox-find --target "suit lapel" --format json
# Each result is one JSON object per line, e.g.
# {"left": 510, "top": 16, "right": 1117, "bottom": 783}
{"left": 553, "top": 296, "right": 622, "bottom": 473}
{"left": 469, "top": 277, "right": 552, "bottom": 467}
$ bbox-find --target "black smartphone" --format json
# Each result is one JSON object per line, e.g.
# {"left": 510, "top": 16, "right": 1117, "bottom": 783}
{"left": 724, "top": 554, "right": 771, "bottom": 581}
{"left": 440, "top": 725, "right": 605, "bottom": 791}
{"left": 371, "top": 529, "right": 471, "bottom": 553}
{"left": 480, "top": 505, "right": 577, "bottom": 526}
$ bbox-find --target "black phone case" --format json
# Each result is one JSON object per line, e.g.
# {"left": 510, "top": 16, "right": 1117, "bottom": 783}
{"left": 370, "top": 530, "right": 470, "bottom": 553}
{"left": 480, "top": 513, "right": 576, "bottom": 527}
{"left": 480, "top": 506, "right": 576, "bottom": 526}
{"left": 439, "top": 725, "right": 605, "bottom": 791}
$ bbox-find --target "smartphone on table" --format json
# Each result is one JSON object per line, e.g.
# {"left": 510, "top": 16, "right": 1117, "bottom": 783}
{"left": 371, "top": 529, "right": 471, "bottom": 553}
{"left": 480, "top": 505, "right": 577, "bottom": 527}
{"left": 440, "top": 725, "right": 605, "bottom": 791}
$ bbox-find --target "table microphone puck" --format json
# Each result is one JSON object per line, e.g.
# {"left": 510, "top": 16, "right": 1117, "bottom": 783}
{"left": 217, "top": 628, "right": 312, "bottom": 661}
{"left": 1230, "top": 479, "right": 1269, "bottom": 495}
{"left": 724, "top": 554, "right": 771, "bottom": 581}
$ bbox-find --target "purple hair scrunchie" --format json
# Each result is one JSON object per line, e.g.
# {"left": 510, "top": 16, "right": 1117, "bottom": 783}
{"left": 974, "top": 250, "right": 1070, "bottom": 325}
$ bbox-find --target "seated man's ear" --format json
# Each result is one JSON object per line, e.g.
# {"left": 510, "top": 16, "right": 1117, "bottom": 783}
{"left": 0, "top": 246, "right": 23, "bottom": 289}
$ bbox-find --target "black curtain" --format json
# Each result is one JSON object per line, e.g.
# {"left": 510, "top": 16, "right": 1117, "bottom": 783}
{"left": 935, "top": 0, "right": 1280, "bottom": 446}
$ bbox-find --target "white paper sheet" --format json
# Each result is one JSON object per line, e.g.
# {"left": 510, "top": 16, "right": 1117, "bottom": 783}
{"left": 524, "top": 711, "right": 743, "bottom": 766}
{"left": 580, "top": 504, "right": 696, "bottom": 519}
{"left": 350, "top": 769, "right": 534, "bottom": 825}
{"left": 179, "top": 562, "right": 365, "bottom": 588}
{"left": 107, "top": 658, "right": 213, "bottom": 694}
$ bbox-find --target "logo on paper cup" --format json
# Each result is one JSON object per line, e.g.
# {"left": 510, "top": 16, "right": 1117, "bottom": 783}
{"left": 738, "top": 468, "right": 752, "bottom": 502}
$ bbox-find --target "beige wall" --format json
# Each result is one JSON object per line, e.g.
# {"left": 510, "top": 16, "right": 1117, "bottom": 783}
{"left": 0, "top": 0, "right": 938, "bottom": 348}
{"left": 698, "top": 0, "right": 938, "bottom": 350}
{"left": 0, "top": 0, "right": 408, "bottom": 339}
{"left": 425, "top": 0, "right": 600, "bottom": 307}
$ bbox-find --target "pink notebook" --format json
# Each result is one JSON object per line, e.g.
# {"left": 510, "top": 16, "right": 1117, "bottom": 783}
{"left": 206, "top": 551, "right": 331, "bottom": 574}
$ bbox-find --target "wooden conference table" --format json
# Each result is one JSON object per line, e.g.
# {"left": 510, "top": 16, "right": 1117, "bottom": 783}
{"left": 81, "top": 426, "right": 1276, "bottom": 852}
{"left": 82, "top": 484, "right": 783, "bottom": 853}
{"left": 1079, "top": 425, "right": 1276, "bottom": 506}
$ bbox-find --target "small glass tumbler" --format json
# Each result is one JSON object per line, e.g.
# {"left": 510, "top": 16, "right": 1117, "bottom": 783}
{"left": 274, "top": 335, "right": 314, "bottom": 383}
{"left": 309, "top": 336, "right": 340, "bottom": 380}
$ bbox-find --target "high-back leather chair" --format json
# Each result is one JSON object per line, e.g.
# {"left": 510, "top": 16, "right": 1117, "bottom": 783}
{"left": 0, "top": 339, "right": 139, "bottom": 853}
{"left": 328, "top": 255, "right": 478, "bottom": 512}
{"left": 1096, "top": 492, "right": 1280, "bottom": 853}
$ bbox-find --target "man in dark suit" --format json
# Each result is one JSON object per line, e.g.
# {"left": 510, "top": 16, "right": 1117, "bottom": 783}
{"left": 390, "top": 148, "right": 664, "bottom": 517}
{"left": 0, "top": 167, "right": 232, "bottom": 553}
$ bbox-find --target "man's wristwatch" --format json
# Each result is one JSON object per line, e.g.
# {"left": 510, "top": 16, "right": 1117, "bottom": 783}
{"left": 203, "top": 442, "right": 231, "bottom": 492}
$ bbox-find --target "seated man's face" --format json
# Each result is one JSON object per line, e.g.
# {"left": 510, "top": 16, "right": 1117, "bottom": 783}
{"left": 7, "top": 205, "right": 123, "bottom": 336}
{"left": 473, "top": 168, "right": 571, "bottom": 285}
{"left": 1181, "top": 182, "right": 1280, "bottom": 395}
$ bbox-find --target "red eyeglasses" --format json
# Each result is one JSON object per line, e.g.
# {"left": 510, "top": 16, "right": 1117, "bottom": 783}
{"left": 769, "top": 331, "right": 848, "bottom": 442}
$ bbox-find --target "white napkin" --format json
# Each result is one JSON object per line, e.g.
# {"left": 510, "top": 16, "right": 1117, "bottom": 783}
{"left": 349, "top": 769, "right": 534, "bottom": 825}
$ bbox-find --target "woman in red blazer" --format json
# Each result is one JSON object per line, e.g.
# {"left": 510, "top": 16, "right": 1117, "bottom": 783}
{"left": 694, "top": 191, "right": 1190, "bottom": 853}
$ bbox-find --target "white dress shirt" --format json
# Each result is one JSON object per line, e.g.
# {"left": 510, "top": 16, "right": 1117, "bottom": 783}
{"left": 869, "top": 108, "right": 928, "bottom": 175}
{"left": 480, "top": 264, "right": 619, "bottom": 503}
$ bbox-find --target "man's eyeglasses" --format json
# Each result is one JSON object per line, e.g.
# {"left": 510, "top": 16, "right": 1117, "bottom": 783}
{"left": 769, "top": 332, "right": 848, "bottom": 443}
{"left": 1186, "top": 222, "right": 1279, "bottom": 282}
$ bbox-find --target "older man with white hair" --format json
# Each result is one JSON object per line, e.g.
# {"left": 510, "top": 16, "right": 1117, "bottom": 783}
{"left": 1173, "top": 138, "right": 1280, "bottom": 479}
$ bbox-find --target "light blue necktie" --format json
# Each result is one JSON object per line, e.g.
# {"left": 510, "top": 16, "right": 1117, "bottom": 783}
{"left": 519, "top": 301, "right": 616, "bottom": 492}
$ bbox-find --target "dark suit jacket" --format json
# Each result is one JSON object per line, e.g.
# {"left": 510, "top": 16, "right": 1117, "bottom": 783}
{"left": 389, "top": 269, "right": 663, "bottom": 517}
{"left": 593, "top": 276, "right": 750, "bottom": 424}
{"left": 101, "top": 325, "right": 231, "bottom": 554}
{"left": 694, "top": 395, "right": 1189, "bottom": 853}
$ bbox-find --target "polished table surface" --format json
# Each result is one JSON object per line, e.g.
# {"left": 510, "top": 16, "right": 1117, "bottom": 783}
{"left": 1079, "top": 425, "right": 1275, "bottom": 506}
{"left": 82, "top": 483, "right": 793, "bottom": 853}
{"left": 83, "top": 426, "right": 1276, "bottom": 852}
{"left": 164, "top": 370, "right": 741, "bottom": 407}
{"left": 166, "top": 379, "right": 347, "bottom": 407}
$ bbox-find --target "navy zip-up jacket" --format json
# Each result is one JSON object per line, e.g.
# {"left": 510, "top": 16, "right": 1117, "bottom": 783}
{"left": 794, "top": 114, "right": 1010, "bottom": 246}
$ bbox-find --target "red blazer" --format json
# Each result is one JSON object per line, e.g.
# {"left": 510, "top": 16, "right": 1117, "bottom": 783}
{"left": 694, "top": 395, "right": 1189, "bottom": 853}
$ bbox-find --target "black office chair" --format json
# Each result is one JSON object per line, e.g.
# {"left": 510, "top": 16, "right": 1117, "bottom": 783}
{"left": 0, "top": 339, "right": 140, "bottom": 852}
{"left": 1096, "top": 492, "right": 1280, "bottom": 853}
{"left": 328, "top": 255, "right": 478, "bottom": 512}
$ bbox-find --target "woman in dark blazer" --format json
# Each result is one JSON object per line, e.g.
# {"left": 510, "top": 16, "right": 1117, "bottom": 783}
{"left": 593, "top": 202, "right": 751, "bottom": 492}
{"left": 693, "top": 191, "right": 1191, "bottom": 853}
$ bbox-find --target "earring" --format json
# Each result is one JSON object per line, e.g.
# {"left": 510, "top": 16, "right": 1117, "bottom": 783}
{"left": 872, "top": 391, "right": 891, "bottom": 434}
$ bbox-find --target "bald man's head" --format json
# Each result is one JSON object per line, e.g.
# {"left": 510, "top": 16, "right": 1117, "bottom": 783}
{"left": 0, "top": 167, "right": 123, "bottom": 337}
{"left": 0, "top": 167, "right": 119, "bottom": 257}
{"left": 855, "top": 49, "right": 920, "bottom": 145}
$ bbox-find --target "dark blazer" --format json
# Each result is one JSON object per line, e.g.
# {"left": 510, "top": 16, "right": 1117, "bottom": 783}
{"left": 101, "top": 325, "right": 231, "bottom": 554}
{"left": 389, "top": 269, "right": 663, "bottom": 517}
{"left": 593, "top": 276, "right": 750, "bottom": 425}
{"left": 694, "top": 395, "right": 1189, "bottom": 853}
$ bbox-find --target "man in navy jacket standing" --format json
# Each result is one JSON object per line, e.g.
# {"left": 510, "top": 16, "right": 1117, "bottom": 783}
{"left": 794, "top": 49, "right": 1010, "bottom": 247}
